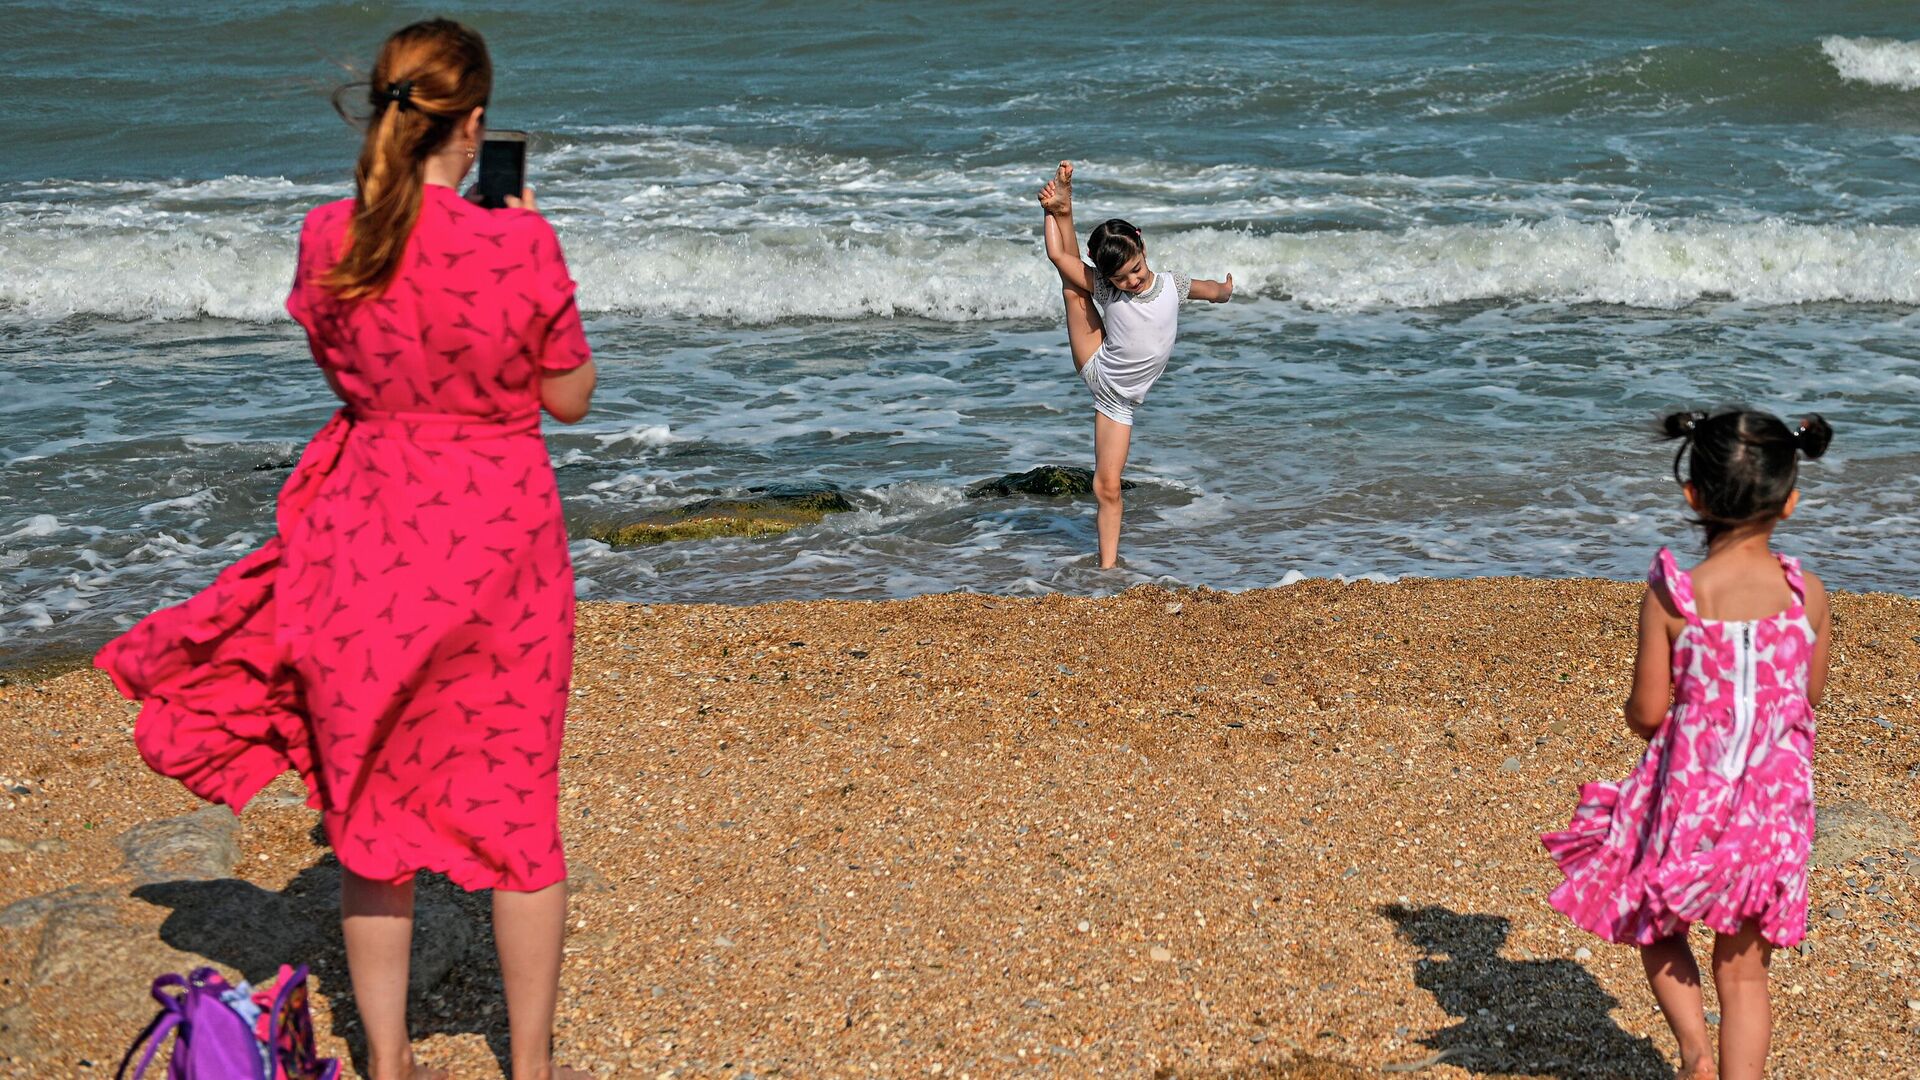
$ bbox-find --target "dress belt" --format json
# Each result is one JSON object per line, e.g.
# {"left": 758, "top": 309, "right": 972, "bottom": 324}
{"left": 344, "top": 406, "right": 541, "bottom": 439}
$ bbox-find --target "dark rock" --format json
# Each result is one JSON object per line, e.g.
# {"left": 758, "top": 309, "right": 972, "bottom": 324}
{"left": 252, "top": 459, "right": 298, "bottom": 472}
{"left": 965, "top": 465, "right": 1135, "bottom": 499}
{"left": 117, "top": 806, "right": 241, "bottom": 884}
{"left": 1813, "top": 801, "right": 1918, "bottom": 868}
{"left": 587, "top": 483, "right": 855, "bottom": 548}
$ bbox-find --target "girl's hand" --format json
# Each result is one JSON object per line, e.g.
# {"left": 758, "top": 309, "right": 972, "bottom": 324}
{"left": 505, "top": 186, "right": 537, "bottom": 211}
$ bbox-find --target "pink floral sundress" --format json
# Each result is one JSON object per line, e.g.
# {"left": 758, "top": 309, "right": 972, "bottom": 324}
{"left": 1542, "top": 548, "right": 1817, "bottom": 947}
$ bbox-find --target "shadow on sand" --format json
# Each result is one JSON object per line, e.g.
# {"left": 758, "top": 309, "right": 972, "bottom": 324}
{"left": 1380, "top": 904, "right": 1671, "bottom": 1079}
{"left": 130, "top": 828, "right": 509, "bottom": 1077}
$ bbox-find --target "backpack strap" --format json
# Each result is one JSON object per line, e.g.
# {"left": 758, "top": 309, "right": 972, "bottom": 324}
{"left": 1650, "top": 547, "right": 1698, "bottom": 622}
{"left": 116, "top": 975, "right": 189, "bottom": 1080}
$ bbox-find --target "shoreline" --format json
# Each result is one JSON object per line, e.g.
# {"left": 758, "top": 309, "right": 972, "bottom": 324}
{"left": 2, "top": 578, "right": 1915, "bottom": 1077}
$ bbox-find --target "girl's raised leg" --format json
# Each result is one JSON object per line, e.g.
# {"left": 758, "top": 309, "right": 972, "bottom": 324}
{"left": 1059, "top": 271, "right": 1104, "bottom": 372}
{"left": 1711, "top": 921, "right": 1773, "bottom": 1080}
{"left": 1641, "top": 933, "right": 1714, "bottom": 1078}
{"left": 493, "top": 880, "right": 592, "bottom": 1080}
{"left": 341, "top": 870, "right": 448, "bottom": 1080}
{"left": 1092, "top": 412, "right": 1132, "bottom": 568}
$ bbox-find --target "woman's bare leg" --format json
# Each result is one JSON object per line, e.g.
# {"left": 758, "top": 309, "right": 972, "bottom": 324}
{"left": 1092, "top": 412, "right": 1133, "bottom": 568}
{"left": 342, "top": 870, "right": 446, "bottom": 1080}
{"left": 1712, "top": 921, "right": 1773, "bottom": 1080}
{"left": 493, "top": 881, "right": 590, "bottom": 1080}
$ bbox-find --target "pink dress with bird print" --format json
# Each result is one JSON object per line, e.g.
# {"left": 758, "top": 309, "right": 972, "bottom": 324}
{"left": 96, "top": 184, "right": 591, "bottom": 892}
{"left": 1542, "top": 548, "right": 1817, "bottom": 947}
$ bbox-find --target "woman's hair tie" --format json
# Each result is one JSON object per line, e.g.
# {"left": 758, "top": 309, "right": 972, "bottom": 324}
{"left": 382, "top": 78, "right": 415, "bottom": 108}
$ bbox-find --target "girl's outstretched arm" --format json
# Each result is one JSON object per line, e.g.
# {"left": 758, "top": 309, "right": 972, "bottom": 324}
{"left": 1624, "top": 581, "right": 1683, "bottom": 738}
{"left": 1187, "top": 274, "right": 1234, "bottom": 303}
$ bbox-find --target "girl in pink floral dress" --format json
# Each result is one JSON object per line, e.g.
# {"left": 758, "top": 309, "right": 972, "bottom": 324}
{"left": 1543, "top": 409, "right": 1834, "bottom": 1080}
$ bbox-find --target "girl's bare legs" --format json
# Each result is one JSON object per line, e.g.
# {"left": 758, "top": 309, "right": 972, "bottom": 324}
{"left": 1092, "top": 412, "right": 1132, "bottom": 568}
{"left": 341, "top": 870, "right": 447, "bottom": 1080}
{"left": 1712, "top": 921, "right": 1773, "bottom": 1080}
{"left": 1641, "top": 933, "right": 1714, "bottom": 1078}
{"left": 494, "top": 881, "right": 591, "bottom": 1080}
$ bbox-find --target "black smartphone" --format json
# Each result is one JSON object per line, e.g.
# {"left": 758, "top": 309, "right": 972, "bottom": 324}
{"left": 475, "top": 130, "right": 528, "bottom": 209}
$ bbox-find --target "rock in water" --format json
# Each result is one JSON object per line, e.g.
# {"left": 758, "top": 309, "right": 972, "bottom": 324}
{"left": 965, "top": 466, "right": 1136, "bottom": 499}
{"left": 1812, "top": 801, "right": 1917, "bottom": 868}
{"left": 117, "top": 806, "right": 241, "bottom": 884}
{"left": 588, "top": 483, "right": 855, "bottom": 547}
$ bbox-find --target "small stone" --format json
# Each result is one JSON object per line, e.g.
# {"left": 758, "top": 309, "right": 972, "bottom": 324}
{"left": 1076, "top": 920, "right": 1090, "bottom": 933}
{"left": 29, "top": 839, "right": 67, "bottom": 855}
{"left": 1826, "top": 906, "right": 1845, "bottom": 920}
{"left": 1908, "top": 999, "right": 1920, "bottom": 1012}
{"left": 1705, "top": 1010, "right": 1720, "bottom": 1025}
{"left": 1574, "top": 947, "right": 1592, "bottom": 961}
{"left": 1149, "top": 946, "right": 1172, "bottom": 963}
{"left": 1500, "top": 756, "right": 1522, "bottom": 773}
{"left": 1164, "top": 602, "right": 1183, "bottom": 615}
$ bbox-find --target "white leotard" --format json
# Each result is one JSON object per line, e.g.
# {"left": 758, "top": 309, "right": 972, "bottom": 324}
{"left": 1082, "top": 267, "right": 1190, "bottom": 426}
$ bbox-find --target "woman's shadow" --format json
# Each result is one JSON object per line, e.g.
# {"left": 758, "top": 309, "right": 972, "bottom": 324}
{"left": 1380, "top": 904, "right": 1671, "bottom": 1079}
{"left": 129, "top": 825, "right": 511, "bottom": 1077}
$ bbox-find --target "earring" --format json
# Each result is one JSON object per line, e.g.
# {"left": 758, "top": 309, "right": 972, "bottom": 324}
{"left": 465, "top": 145, "right": 476, "bottom": 160}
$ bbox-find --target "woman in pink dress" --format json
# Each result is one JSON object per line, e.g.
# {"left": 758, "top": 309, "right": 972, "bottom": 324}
{"left": 1542, "top": 409, "right": 1834, "bottom": 1080}
{"left": 96, "top": 20, "right": 594, "bottom": 1080}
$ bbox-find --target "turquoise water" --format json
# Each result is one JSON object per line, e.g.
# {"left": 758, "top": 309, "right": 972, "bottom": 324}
{"left": 3, "top": 2, "right": 1919, "bottom": 662}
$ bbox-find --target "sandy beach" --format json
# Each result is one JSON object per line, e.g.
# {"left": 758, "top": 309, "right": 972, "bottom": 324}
{"left": 1, "top": 578, "right": 1915, "bottom": 1078}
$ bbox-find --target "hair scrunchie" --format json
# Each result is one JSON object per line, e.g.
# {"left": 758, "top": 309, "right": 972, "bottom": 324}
{"left": 381, "top": 78, "right": 414, "bottom": 108}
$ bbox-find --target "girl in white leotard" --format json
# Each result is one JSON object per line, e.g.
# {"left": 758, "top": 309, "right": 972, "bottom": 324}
{"left": 1037, "top": 160, "right": 1233, "bottom": 569}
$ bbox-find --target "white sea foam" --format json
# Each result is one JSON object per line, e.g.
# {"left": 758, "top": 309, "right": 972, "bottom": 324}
{"left": 1820, "top": 36, "right": 1920, "bottom": 91}
{"left": 9, "top": 210, "right": 1920, "bottom": 323}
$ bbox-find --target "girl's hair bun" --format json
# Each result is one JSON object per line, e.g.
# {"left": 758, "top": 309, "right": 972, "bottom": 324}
{"left": 1660, "top": 410, "right": 1711, "bottom": 439}
{"left": 1794, "top": 414, "right": 1833, "bottom": 460}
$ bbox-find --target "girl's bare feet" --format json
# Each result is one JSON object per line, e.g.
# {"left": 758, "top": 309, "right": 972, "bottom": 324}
{"left": 1037, "top": 160, "right": 1074, "bottom": 214}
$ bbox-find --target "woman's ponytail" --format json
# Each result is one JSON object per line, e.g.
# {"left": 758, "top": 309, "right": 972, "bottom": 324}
{"left": 323, "top": 19, "right": 491, "bottom": 302}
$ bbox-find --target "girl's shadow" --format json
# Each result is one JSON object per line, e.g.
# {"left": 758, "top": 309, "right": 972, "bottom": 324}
{"left": 130, "top": 830, "right": 511, "bottom": 1078}
{"left": 1381, "top": 903, "right": 1670, "bottom": 1079}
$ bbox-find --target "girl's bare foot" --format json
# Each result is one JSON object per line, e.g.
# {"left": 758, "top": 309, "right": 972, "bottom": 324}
{"left": 1037, "top": 160, "right": 1074, "bottom": 214}
{"left": 1676, "top": 1058, "right": 1714, "bottom": 1079}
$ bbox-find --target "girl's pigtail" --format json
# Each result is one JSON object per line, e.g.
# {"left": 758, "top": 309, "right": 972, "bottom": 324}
{"left": 1660, "top": 410, "right": 1711, "bottom": 485}
{"left": 1794, "top": 414, "right": 1833, "bottom": 460}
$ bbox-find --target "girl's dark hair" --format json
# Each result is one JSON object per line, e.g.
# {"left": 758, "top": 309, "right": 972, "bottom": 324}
{"left": 324, "top": 19, "right": 492, "bottom": 301}
{"left": 1088, "top": 218, "right": 1145, "bottom": 280}
{"left": 1660, "top": 408, "right": 1832, "bottom": 541}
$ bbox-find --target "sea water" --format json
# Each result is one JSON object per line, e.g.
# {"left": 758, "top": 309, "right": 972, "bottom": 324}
{"left": 3, "top": 2, "right": 1918, "bottom": 664}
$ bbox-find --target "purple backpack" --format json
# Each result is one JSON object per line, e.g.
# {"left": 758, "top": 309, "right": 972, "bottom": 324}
{"left": 118, "top": 966, "right": 339, "bottom": 1080}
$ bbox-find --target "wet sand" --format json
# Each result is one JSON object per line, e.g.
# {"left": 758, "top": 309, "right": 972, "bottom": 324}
{"left": 2, "top": 578, "right": 1916, "bottom": 1078}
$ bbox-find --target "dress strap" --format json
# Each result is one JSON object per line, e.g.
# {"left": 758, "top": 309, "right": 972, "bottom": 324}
{"left": 1777, "top": 553, "right": 1807, "bottom": 610}
{"left": 1650, "top": 547, "right": 1698, "bottom": 621}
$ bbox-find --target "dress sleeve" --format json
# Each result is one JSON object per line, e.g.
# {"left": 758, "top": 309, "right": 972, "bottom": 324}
{"left": 526, "top": 218, "right": 592, "bottom": 374}
{"left": 1088, "top": 265, "right": 1118, "bottom": 307}
{"left": 284, "top": 209, "right": 326, "bottom": 337}
{"left": 1174, "top": 271, "right": 1191, "bottom": 301}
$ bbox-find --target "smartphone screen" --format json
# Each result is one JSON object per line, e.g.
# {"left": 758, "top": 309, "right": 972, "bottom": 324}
{"left": 476, "top": 130, "right": 528, "bottom": 210}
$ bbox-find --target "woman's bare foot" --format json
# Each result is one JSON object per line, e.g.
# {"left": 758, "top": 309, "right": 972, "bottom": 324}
{"left": 1037, "top": 160, "right": 1074, "bottom": 214}
{"left": 1675, "top": 1057, "right": 1714, "bottom": 1079}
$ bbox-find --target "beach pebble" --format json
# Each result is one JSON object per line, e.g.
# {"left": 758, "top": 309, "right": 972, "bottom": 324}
{"left": 1150, "top": 946, "right": 1172, "bottom": 963}
{"left": 1499, "top": 756, "right": 1522, "bottom": 773}
{"left": 1573, "top": 947, "right": 1592, "bottom": 960}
